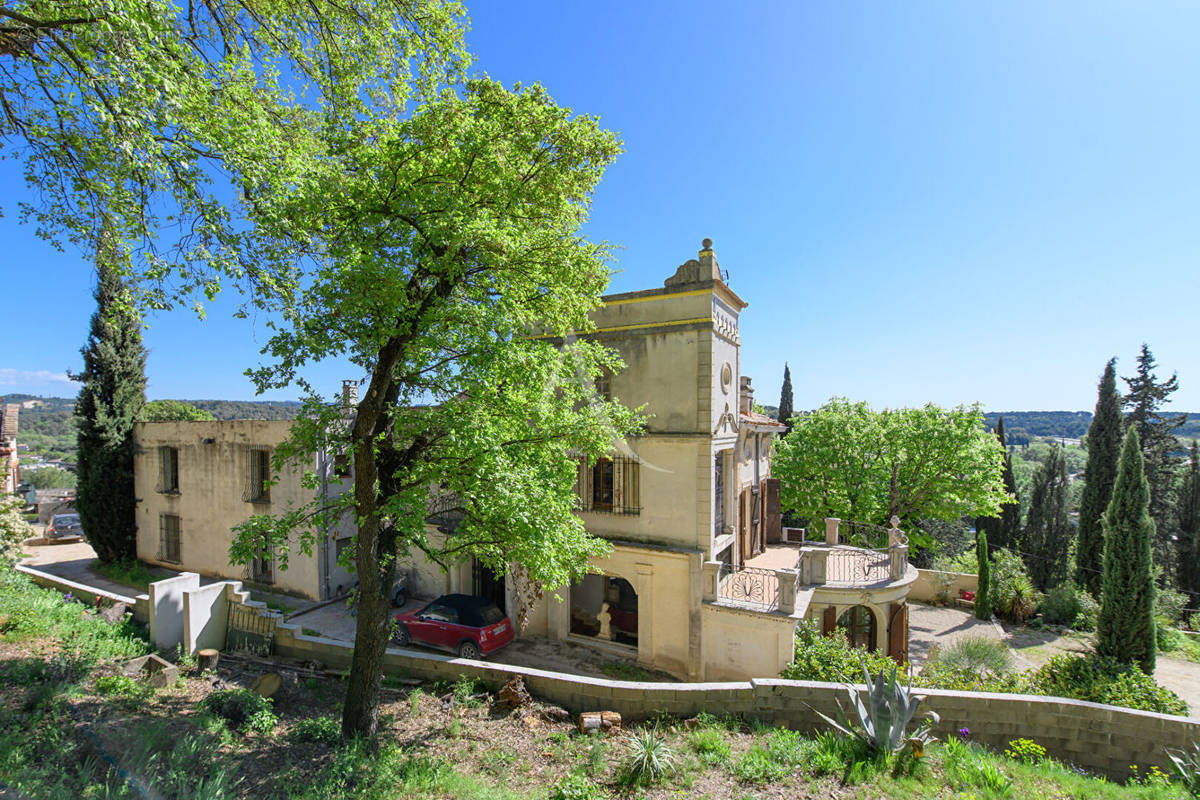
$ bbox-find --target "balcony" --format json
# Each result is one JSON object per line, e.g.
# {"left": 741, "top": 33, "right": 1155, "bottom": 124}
{"left": 704, "top": 517, "right": 917, "bottom": 614}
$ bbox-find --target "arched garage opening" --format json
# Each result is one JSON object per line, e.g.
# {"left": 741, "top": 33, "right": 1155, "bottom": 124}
{"left": 568, "top": 574, "right": 638, "bottom": 648}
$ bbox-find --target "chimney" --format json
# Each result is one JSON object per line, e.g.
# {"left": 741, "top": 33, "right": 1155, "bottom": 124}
{"left": 341, "top": 380, "right": 359, "bottom": 410}
{"left": 739, "top": 376, "right": 754, "bottom": 415}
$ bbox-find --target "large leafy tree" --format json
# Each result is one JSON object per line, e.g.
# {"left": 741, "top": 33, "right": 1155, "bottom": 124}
{"left": 1097, "top": 428, "right": 1157, "bottom": 673}
{"left": 74, "top": 256, "right": 146, "bottom": 562}
{"left": 1020, "top": 443, "right": 1073, "bottom": 591}
{"left": 140, "top": 399, "right": 214, "bottom": 421}
{"left": 1178, "top": 441, "right": 1200, "bottom": 611}
{"left": 227, "top": 78, "right": 636, "bottom": 739}
{"left": 1122, "top": 344, "right": 1185, "bottom": 578}
{"left": 0, "top": 0, "right": 466, "bottom": 301}
{"left": 1076, "top": 358, "right": 1123, "bottom": 598}
{"left": 773, "top": 398, "right": 1008, "bottom": 535}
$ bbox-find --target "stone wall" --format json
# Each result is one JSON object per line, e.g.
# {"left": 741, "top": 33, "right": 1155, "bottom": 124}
{"left": 910, "top": 569, "right": 978, "bottom": 604}
{"left": 269, "top": 619, "right": 1200, "bottom": 780}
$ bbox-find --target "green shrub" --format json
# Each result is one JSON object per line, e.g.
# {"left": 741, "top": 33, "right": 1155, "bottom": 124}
{"left": 292, "top": 715, "right": 341, "bottom": 744}
{"left": 687, "top": 726, "right": 730, "bottom": 766}
{"left": 548, "top": 771, "right": 604, "bottom": 800}
{"left": 1038, "top": 582, "right": 1097, "bottom": 630}
{"left": 202, "top": 688, "right": 278, "bottom": 734}
{"left": 990, "top": 549, "right": 1041, "bottom": 623}
{"left": 1025, "top": 654, "right": 1188, "bottom": 716}
{"left": 782, "top": 621, "right": 897, "bottom": 682}
{"left": 1157, "top": 587, "right": 1189, "bottom": 625}
{"left": 914, "top": 662, "right": 1023, "bottom": 693}
{"left": 1004, "top": 738, "right": 1047, "bottom": 764}
{"left": 94, "top": 673, "right": 151, "bottom": 700}
{"left": 1158, "top": 618, "right": 1184, "bottom": 653}
{"left": 931, "top": 636, "right": 1013, "bottom": 675}
{"left": 618, "top": 729, "right": 675, "bottom": 787}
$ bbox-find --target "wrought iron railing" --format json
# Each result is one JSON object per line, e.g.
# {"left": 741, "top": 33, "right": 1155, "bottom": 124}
{"left": 826, "top": 546, "right": 893, "bottom": 584}
{"left": 716, "top": 564, "right": 781, "bottom": 611}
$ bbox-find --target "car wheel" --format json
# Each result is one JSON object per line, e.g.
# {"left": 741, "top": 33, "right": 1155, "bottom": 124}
{"left": 457, "top": 641, "right": 481, "bottom": 660}
{"left": 392, "top": 623, "right": 411, "bottom": 646}
{"left": 391, "top": 589, "right": 407, "bottom": 608}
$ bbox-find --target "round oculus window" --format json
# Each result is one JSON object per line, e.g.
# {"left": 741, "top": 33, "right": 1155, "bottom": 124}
{"left": 720, "top": 363, "right": 733, "bottom": 394}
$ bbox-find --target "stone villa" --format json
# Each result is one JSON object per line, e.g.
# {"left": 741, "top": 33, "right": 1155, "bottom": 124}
{"left": 132, "top": 240, "right": 917, "bottom": 680}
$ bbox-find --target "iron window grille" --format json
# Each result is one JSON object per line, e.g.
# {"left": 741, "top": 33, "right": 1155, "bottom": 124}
{"left": 574, "top": 455, "right": 640, "bottom": 515}
{"left": 244, "top": 447, "right": 272, "bottom": 504}
{"left": 156, "top": 446, "right": 180, "bottom": 494}
{"left": 159, "top": 514, "right": 182, "bottom": 563}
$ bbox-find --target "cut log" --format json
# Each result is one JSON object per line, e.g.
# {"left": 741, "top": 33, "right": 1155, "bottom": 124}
{"left": 578, "top": 711, "right": 623, "bottom": 734}
{"left": 197, "top": 649, "right": 220, "bottom": 672}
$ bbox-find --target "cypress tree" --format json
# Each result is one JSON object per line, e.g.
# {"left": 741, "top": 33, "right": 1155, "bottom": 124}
{"left": 74, "top": 254, "right": 147, "bottom": 563}
{"left": 1178, "top": 441, "right": 1200, "bottom": 611}
{"left": 1096, "top": 428, "right": 1157, "bottom": 673}
{"left": 975, "top": 528, "right": 991, "bottom": 619}
{"left": 978, "top": 418, "right": 1019, "bottom": 552}
{"left": 1123, "top": 344, "right": 1185, "bottom": 578}
{"left": 778, "top": 363, "right": 794, "bottom": 433}
{"left": 1076, "top": 359, "right": 1123, "bottom": 598}
{"left": 1021, "top": 444, "right": 1073, "bottom": 590}
{"left": 997, "top": 419, "right": 1021, "bottom": 551}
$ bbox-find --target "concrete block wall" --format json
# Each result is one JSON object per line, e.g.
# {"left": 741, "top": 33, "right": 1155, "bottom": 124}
{"left": 270, "top": 619, "right": 1200, "bottom": 780}
{"left": 15, "top": 563, "right": 148, "bottom": 623}
{"left": 910, "top": 569, "right": 978, "bottom": 604}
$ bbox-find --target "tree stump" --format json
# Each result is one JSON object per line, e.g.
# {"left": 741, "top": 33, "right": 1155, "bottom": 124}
{"left": 495, "top": 675, "right": 532, "bottom": 709}
{"left": 250, "top": 672, "right": 282, "bottom": 698}
{"left": 197, "top": 649, "right": 220, "bottom": 672}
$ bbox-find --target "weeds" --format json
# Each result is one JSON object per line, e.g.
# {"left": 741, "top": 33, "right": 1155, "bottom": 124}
{"left": 292, "top": 715, "right": 342, "bottom": 744}
{"left": 598, "top": 660, "right": 652, "bottom": 681}
{"left": 408, "top": 687, "right": 425, "bottom": 715}
{"left": 202, "top": 688, "right": 278, "bottom": 734}
{"left": 688, "top": 726, "right": 731, "bottom": 766}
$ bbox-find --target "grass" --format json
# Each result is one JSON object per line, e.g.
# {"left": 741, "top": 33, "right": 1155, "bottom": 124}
{"left": 92, "top": 558, "right": 159, "bottom": 591}
{"left": 932, "top": 635, "right": 1015, "bottom": 674}
{"left": 0, "top": 562, "right": 1193, "bottom": 800}
{"left": 598, "top": 660, "right": 652, "bottom": 681}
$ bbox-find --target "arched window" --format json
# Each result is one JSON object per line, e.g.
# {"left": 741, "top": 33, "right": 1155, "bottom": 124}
{"left": 837, "top": 605, "right": 877, "bottom": 652}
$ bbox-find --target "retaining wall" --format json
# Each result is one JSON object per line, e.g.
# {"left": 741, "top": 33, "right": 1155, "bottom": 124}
{"left": 910, "top": 569, "right": 978, "bottom": 604}
{"left": 271, "top": 619, "right": 1200, "bottom": 780}
{"left": 15, "top": 563, "right": 150, "bottom": 624}
{"left": 16, "top": 563, "right": 1200, "bottom": 781}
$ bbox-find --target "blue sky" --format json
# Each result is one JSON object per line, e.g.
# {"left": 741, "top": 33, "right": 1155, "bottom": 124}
{"left": 2, "top": 1, "right": 1198, "bottom": 412}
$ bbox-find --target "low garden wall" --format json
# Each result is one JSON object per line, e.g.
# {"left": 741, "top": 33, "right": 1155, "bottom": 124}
{"left": 273, "top": 620, "right": 1200, "bottom": 780}
{"left": 910, "top": 569, "right": 978, "bottom": 604}
{"left": 15, "top": 563, "right": 150, "bottom": 624}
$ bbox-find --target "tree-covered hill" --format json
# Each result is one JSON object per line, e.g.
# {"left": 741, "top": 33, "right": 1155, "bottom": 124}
{"left": 1, "top": 395, "right": 301, "bottom": 463}
{"left": 985, "top": 411, "right": 1200, "bottom": 446}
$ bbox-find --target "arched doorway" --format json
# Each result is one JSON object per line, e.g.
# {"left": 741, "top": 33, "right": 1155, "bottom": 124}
{"left": 568, "top": 574, "right": 638, "bottom": 647}
{"left": 837, "top": 605, "right": 877, "bottom": 652}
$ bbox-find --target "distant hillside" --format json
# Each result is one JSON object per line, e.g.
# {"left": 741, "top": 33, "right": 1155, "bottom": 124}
{"left": 1, "top": 395, "right": 302, "bottom": 462}
{"left": 984, "top": 410, "right": 1200, "bottom": 446}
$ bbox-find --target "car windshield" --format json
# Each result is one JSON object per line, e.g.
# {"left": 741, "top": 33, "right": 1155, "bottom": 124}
{"left": 55, "top": 515, "right": 79, "bottom": 525}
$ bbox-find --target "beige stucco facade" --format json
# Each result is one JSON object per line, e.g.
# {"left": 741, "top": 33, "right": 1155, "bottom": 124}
{"left": 132, "top": 419, "right": 353, "bottom": 600}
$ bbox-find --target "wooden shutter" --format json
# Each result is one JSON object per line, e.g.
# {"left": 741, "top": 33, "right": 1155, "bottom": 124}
{"left": 765, "top": 478, "right": 782, "bottom": 543}
{"left": 888, "top": 603, "right": 909, "bottom": 664}
{"left": 822, "top": 605, "right": 837, "bottom": 635}
{"left": 613, "top": 457, "right": 624, "bottom": 512}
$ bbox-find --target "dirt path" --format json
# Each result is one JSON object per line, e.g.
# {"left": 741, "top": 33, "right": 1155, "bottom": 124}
{"left": 907, "top": 601, "right": 1008, "bottom": 665}
{"left": 1003, "top": 622, "right": 1200, "bottom": 713}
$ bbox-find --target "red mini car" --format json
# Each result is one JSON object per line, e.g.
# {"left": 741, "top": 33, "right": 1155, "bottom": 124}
{"left": 391, "top": 594, "right": 514, "bottom": 660}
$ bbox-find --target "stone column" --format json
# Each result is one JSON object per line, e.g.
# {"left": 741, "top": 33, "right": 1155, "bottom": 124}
{"left": 702, "top": 560, "right": 721, "bottom": 602}
{"left": 636, "top": 563, "right": 654, "bottom": 667}
{"left": 808, "top": 548, "right": 829, "bottom": 585}
{"left": 824, "top": 517, "right": 840, "bottom": 545}
{"left": 775, "top": 569, "right": 798, "bottom": 615}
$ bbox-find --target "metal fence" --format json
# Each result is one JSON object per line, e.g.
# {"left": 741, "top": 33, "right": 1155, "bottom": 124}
{"left": 825, "top": 547, "right": 893, "bottom": 585}
{"left": 225, "top": 601, "right": 279, "bottom": 655}
{"left": 717, "top": 564, "right": 781, "bottom": 611}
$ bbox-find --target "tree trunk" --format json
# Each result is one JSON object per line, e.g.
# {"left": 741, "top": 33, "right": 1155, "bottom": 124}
{"left": 340, "top": 348, "right": 401, "bottom": 740}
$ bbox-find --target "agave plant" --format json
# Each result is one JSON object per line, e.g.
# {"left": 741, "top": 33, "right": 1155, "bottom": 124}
{"left": 810, "top": 657, "right": 939, "bottom": 755}
{"left": 1166, "top": 741, "right": 1200, "bottom": 797}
